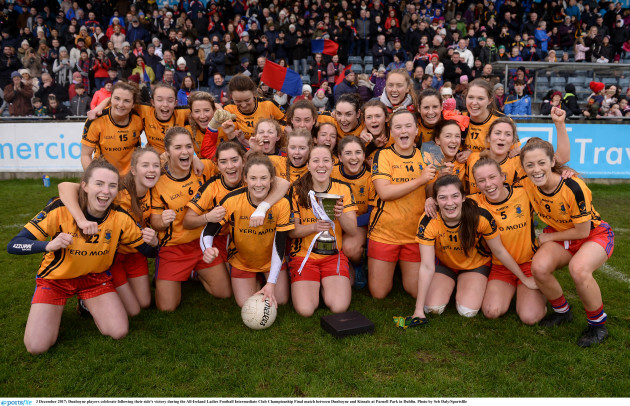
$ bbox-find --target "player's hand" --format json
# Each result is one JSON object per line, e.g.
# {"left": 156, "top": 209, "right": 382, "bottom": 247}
{"left": 521, "top": 277, "right": 539, "bottom": 290}
{"left": 314, "top": 220, "right": 331, "bottom": 233}
{"left": 249, "top": 202, "right": 271, "bottom": 227}
{"left": 46, "top": 233, "right": 73, "bottom": 252}
{"left": 551, "top": 106, "right": 566, "bottom": 123}
{"left": 77, "top": 219, "right": 98, "bottom": 235}
{"left": 256, "top": 283, "right": 277, "bottom": 308}
{"left": 221, "top": 119, "right": 236, "bottom": 138}
{"left": 359, "top": 128, "right": 373, "bottom": 144}
{"left": 161, "top": 209, "right": 176, "bottom": 225}
{"left": 420, "top": 164, "right": 437, "bottom": 184}
{"left": 508, "top": 144, "right": 521, "bottom": 158}
{"left": 248, "top": 134, "right": 264, "bottom": 152}
{"left": 537, "top": 232, "right": 552, "bottom": 245}
{"left": 206, "top": 206, "right": 226, "bottom": 223}
{"left": 439, "top": 161, "right": 454, "bottom": 177}
{"left": 456, "top": 149, "right": 472, "bottom": 163}
{"left": 333, "top": 197, "right": 344, "bottom": 218}
{"left": 424, "top": 197, "right": 438, "bottom": 218}
{"left": 142, "top": 227, "right": 159, "bottom": 246}
{"left": 192, "top": 155, "right": 204, "bottom": 176}
{"left": 202, "top": 247, "right": 220, "bottom": 263}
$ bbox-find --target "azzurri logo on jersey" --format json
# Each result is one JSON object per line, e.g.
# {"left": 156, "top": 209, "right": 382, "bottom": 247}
{"left": 35, "top": 211, "right": 46, "bottom": 222}
{"left": 359, "top": 186, "right": 365, "bottom": 195}
{"left": 267, "top": 212, "right": 273, "bottom": 223}
{"left": 104, "top": 229, "right": 113, "bottom": 242}
{"left": 515, "top": 204, "right": 523, "bottom": 218}
{"left": 560, "top": 204, "right": 567, "bottom": 213}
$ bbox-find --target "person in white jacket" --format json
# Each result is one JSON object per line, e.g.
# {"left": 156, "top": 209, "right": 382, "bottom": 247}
{"left": 455, "top": 39, "right": 474, "bottom": 69}
{"left": 425, "top": 53, "right": 444, "bottom": 77}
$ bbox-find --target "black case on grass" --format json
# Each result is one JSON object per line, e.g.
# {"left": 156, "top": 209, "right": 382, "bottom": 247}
{"left": 320, "top": 311, "right": 375, "bottom": 338}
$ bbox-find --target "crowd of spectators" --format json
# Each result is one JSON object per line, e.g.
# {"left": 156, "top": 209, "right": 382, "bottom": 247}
{"left": 1, "top": 0, "right": 630, "bottom": 118}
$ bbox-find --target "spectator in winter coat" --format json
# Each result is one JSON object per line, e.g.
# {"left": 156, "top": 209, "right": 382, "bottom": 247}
{"left": 126, "top": 17, "right": 151, "bottom": 45}
{"left": 90, "top": 80, "right": 113, "bottom": 110}
{"left": 46, "top": 95, "right": 70, "bottom": 120}
{"left": 308, "top": 53, "right": 328, "bottom": 90}
{"left": 504, "top": 79, "right": 532, "bottom": 116}
{"left": 357, "top": 74, "right": 374, "bottom": 102}
{"left": 69, "top": 83, "right": 91, "bottom": 116}
{"left": 0, "top": 46, "right": 23, "bottom": 89}
{"left": 52, "top": 46, "right": 74, "bottom": 88}
{"left": 563, "top": 84, "right": 582, "bottom": 117}
{"left": 372, "top": 35, "right": 392, "bottom": 68}
{"left": 540, "top": 91, "right": 566, "bottom": 116}
{"left": 4, "top": 71, "right": 34, "bottom": 116}
{"left": 494, "top": 83, "right": 506, "bottom": 112}
{"left": 209, "top": 72, "right": 229, "bottom": 105}
{"left": 327, "top": 55, "right": 345, "bottom": 87}
{"left": 36, "top": 73, "right": 68, "bottom": 102}
{"left": 334, "top": 71, "right": 358, "bottom": 104}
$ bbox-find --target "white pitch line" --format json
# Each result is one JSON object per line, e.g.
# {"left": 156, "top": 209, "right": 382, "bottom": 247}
{"left": 600, "top": 263, "right": 630, "bottom": 287}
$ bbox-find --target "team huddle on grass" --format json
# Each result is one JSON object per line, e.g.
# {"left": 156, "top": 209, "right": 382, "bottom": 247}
{"left": 7, "top": 72, "right": 614, "bottom": 354}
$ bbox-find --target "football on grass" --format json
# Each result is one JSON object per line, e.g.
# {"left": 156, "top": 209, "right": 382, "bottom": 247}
{"left": 241, "top": 293, "right": 277, "bottom": 330}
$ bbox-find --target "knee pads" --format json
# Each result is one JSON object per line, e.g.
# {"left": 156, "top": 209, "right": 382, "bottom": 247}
{"left": 456, "top": 302, "right": 479, "bottom": 318}
{"left": 424, "top": 304, "right": 446, "bottom": 315}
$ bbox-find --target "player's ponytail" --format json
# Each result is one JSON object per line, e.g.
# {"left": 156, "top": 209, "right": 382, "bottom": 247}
{"left": 122, "top": 146, "right": 161, "bottom": 223}
{"left": 434, "top": 175, "right": 479, "bottom": 255}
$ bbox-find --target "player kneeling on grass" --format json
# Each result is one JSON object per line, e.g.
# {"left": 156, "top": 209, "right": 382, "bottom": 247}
{"left": 520, "top": 136, "right": 615, "bottom": 347}
{"left": 396, "top": 175, "right": 533, "bottom": 328}
{"left": 58, "top": 147, "right": 161, "bottom": 317}
{"left": 7, "top": 158, "right": 159, "bottom": 354}
{"left": 200, "top": 153, "right": 294, "bottom": 308}
{"left": 288, "top": 146, "right": 358, "bottom": 317}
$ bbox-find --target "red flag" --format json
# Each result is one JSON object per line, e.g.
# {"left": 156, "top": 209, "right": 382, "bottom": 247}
{"left": 261, "top": 60, "right": 304, "bottom": 96}
{"left": 335, "top": 65, "right": 353, "bottom": 86}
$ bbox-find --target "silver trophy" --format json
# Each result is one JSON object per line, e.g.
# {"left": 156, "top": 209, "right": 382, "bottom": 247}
{"left": 313, "top": 193, "right": 343, "bottom": 255}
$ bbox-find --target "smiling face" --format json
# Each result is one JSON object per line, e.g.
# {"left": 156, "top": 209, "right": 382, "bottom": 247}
{"left": 166, "top": 133, "right": 195, "bottom": 174}
{"left": 308, "top": 146, "right": 334, "bottom": 185}
{"left": 217, "top": 147, "right": 244, "bottom": 187}
{"left": 153, "top": 87, "right": 177, "bottom": 120}
{"left": 110, "top": 88, "right": 134, "bottom": 119}
{"left": 436, "top": 183, "right": 464, "bottom": 223}
{"left": 487, "top": 122, "right": 515, "bottom": 158}
{"left": 435, "top": 123, "right": 462, "bottom": 160}
{"left": 364, "top": 105, "right": 386, "bottom": 137}
{"left": 385, "top": 72, "right": 409, "bottom": 106}
{"left": 255, "top": 121, "right": 280, "bottom": 154}
{"left": 420, "top": 95, "right": 442, "bottom": 127}
{"left": 466, "top": 85, "right": 491, "bottom": 120}
{"left": 473, "top": 163, "right": 506, "bottom": 202}
{"left": 246, "top": 164, "right": 272, "bottom": 204}
{"left": 190, "top": 100, "right": 215, "bottom": 130}
{"left": 82, "top": 168, "right": 119, "bottom": 217}
{"left": 132, "top": 151, "right": 161, "bottom": 191}
{"left": 390, "top": 111, "right": 418, "bottom": 154}
{"left": 287, "top": 135, "right": 310, "bottom": 167}
{"left": 315, "top": 123, "right": 337, "bottom": 152}
{"left": 339, "top": 140, "right": 365, "bottom": 175}
{"left": 334, "top": 101, "right": 360, "bottom": 133}
{"left": 231, "top": 90, "right": 256, "bottom": 114}
{"left": 291, "top": 107, "right": 315, "bottom": 131}
{"left": 522, "top": 147, "right": 555, "bottom": 189}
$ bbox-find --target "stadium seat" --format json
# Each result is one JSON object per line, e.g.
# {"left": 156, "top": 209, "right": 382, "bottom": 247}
{"left": 550, "top": 77, "right": 565, "bottom": 86}
{"left": 225, "top": 75, "right": 233, "bottom": 82}
{"left": 536, "top": 76, "right": 549, "bottom": 86}
{"left": 601, "top": 77, "right": 618, "bottom": 86}
{"left": 619, "top": 78, "right": 630, "bottom": 88}
{"left": 351, "top": 65, "right": 363, "bottom": 74}
{"left": 348, "top": 56, "right": 363, "bottom": 65}
{"left": 364, "top": 56, "right": 373, "bottom": 64}
{"left": 364, "top": 64, "right": 373, "bottom": 73}
{"left": 198, "top": 86, "right": 210, "bottom": 92}
{"left": 301, "top": 75, "right": 310, "bottom": 84}
{"left": 568, "top": 77, "right": 584, "bottom": 85}
{"left": 307, "top": 56, "right": 314, "bottom": 64}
